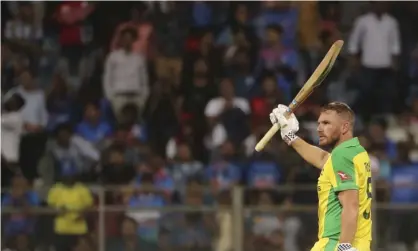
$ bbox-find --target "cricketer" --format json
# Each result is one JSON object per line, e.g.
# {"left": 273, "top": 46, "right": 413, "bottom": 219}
{"left": 270, "top": 102, "right": 372, "bottom": 251}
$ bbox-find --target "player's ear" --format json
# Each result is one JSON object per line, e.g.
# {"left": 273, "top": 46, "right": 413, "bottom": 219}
{"left": 341, "top": 121, "right": 350, "bottom": 134}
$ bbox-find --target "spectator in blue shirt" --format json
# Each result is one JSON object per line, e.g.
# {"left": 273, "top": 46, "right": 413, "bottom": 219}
{"left": 206, "top": 145, "right": 241, "bottom": 193}
{"left": 247, "top": 153, "right": 281, "bottom": 189}
{"left": 75, "top": 102, "right": 113, "bottom": 145}
{"left": 127, "top": 172, "right": 166, "bottom": 243}
{"left": 1, "top": 175, "right": 40, "bottom": 238}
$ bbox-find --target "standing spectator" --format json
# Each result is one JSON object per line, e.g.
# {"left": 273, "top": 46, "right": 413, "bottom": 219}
{"left": 1, "top": 175, "right": 40, "bottom": 239}
{"left": 54, "top": 1, "right": 95, "bottom": 76}
{"left": 47, "top": 172, "right": 94, "bottom": 251}
{"left": 348, "top": 2, "right": 401, "bottom": 116}
{"left": 110, "top": 5, "right": 154, "bottom": 59}
{"left": 4, "top": 2, "right": 43, "bottom": 64}
{"left": 75, "top": 102, "right": 113, "bottom": 146}
{"left": 6, "top": 70, "right": 48, "bottom": 181}
{"left": 1, "top": 93, "right": 25, "bottom": 181}
{"left": 103, "top": 28, "right": 149, "bottom": 120}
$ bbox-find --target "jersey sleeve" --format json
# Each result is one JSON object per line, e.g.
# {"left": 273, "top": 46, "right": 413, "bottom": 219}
{"left": 330, "top": 150, "right": 359, "bottom": 192}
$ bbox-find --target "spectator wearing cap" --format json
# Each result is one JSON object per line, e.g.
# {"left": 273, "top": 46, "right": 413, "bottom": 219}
{"left": 47, "top": 171, "right": 94, "bottom": 251}
{"left": 104, "top": 27, "right": 149, "bottom": 121}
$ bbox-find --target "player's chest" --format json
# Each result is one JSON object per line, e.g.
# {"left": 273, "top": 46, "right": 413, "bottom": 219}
{"left": 317, "top": 159, "right": 333, "bottom": 198}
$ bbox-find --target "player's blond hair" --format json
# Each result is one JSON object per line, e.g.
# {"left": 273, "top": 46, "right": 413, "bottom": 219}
{"left": 321, "top": 102, "right": 355, "bottom": 128}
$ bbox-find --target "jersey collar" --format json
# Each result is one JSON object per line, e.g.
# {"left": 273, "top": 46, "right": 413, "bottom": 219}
{"left": 334, "top": 137, "right": 360, "bottom": 150}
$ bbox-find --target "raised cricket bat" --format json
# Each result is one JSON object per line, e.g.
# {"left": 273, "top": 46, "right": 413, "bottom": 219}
{"left": 254, "top": 40, "right": 344, "bottom": 152}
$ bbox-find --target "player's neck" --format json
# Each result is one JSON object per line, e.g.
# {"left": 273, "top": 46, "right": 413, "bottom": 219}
{"left": 334, "top": 133, "right": 354, "bottom": 149}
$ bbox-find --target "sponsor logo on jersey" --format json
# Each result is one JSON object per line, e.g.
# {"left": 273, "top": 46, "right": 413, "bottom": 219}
{"left": 337, "top": 171, "right": 351, "bottom": 181}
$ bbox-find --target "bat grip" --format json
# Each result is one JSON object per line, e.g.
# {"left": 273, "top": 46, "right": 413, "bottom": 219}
{"left": 254, "top": 104, "right": 296, "bottom": 152}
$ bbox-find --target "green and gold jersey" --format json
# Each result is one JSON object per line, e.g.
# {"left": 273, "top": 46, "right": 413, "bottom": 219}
{"left": 317, "top": 137, "right": 372, "bottom": 241}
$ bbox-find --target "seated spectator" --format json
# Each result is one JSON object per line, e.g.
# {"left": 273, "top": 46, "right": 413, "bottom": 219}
{"left": 169, "top": 188, "right": 215, "bottom": 250}
{"left": 250, "top": 74, "right": 285, "bottom": 128}
{"left": 224, "top": 48, "right": 256, "bottom": 98}
{"left": 75, "top": 102, "right": 113, "bottom": 146}
{"left": 119, "top": 103, "right": 148, "bottom": 144}
{"left": 47, "top": 172, "right": 94, "bottom": 251}
{"left": 126, "top": 172, "right": 166, "bottom": 243}
{"left": 38, "top": 123, "right": 100, "bottom": 186}
{"left": 205, "top": 143, "right": 241, "bottom": 194}
{"left": 106, "top": 217, "right": 157, "bottom": 251}
{"left": 104, "top": 27, "right": 149, "bottom": 120}
{"left": 1, "top": 93, "right": 25, "bottom": 181}
{"left": 134, "top": 155, "right": 175, "bottom": 199}
{"left": 253, "top": 1, "right": 298, "bottom": 48}
{"left": 169, "top": 143, "right": 204, "bottom": 199}
{"left": 256, "top": 24, "right": 297, "bottom": 100}
{"left": 249, "top": 191, "right": 300, "bottom": 251}
{"left": 46, "top": 74, "right": 76, "bottom": 132}
{"left": 205, "top": 77, "right": 250, "bottom": 148}
{"left": 247, "top": 153, "right": 281, "bottom": 189}
{"left": 1, "top": 175, "right": 40, "bottom": 239}
{"left": 367, "top": 118, "right": 397, "bottom": 161}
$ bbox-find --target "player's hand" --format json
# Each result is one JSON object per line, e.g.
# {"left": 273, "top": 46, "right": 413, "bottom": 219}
{"left": 337, "top": 243, "right": 358, "bottom": 251}
{"left": 269, "top": 104, "right": 299, "bottom": 145}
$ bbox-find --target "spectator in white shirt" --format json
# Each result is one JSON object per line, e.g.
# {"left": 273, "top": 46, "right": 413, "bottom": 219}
{"left": 204, "top": 77, "right": 251, "bottom": 149}
{"left": 1, "top": 93, "right": 25, "bottom": 181}
{"left": 5, "top": 70, "right": 48, "bottom": 181}
{"left": 348, "top": 2, "right": 401, "bottom": 116}
{"left": 103, "top": 28, "right": 149, "bottom": 121}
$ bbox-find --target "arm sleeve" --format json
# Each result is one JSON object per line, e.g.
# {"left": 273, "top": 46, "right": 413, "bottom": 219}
{"left": 330, "top": 150, "right": 358, "bottom": 192}
{"left": 389, "top": 18, "right": 401, "bottom": 55}
{"left": 348, "top": 17, "right": 364, "bottom": 55}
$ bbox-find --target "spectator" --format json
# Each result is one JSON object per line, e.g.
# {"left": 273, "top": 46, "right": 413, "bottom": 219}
{"left": 253, "top": 1, "right": 298, "bottom": 48}
{"left": 256, "top": 24, "right": 297, "bottom": 100}
{"left": 46, "top": 74, "right": 76, "bottom": 132}
{"left": 204, "top": 77, "right": 250, "bottom": 148}
{"left": 38, "top": 123, "right": 100, "bottom": 186}
{"left": 1, "top": 93, "right": 25, "bottom": 177}
{"left": 1, "top": 175, "right": 41, "bottom": 239}
{"left": 119, "top": 103, "right": 148, "bottom": 144}
{"left": 154, "top": 2, "right": 188, "bottom": 86}
{"left": 54, "top": 1, "right": 95, "bottom": 76}
{"left": 169, "top": 143, "right": 204, "bottom": 200}
{"left": 247, "top": 153, "right": 281, "bottom": 189}
{"left": 103, "top": 27, "right": 149, "bottom": 120}
{"left": 101, "top": 147, "right": 135, "bottom": 186}
{"left": 75, "top": 102, "right": 113, "bottom": 146}
{"left": 4, "top": 2, "right": 43, "bottom": 63}
{"left": 250, "top": 74, "right": 285, "bottom": 128}
{"left": 367, "top": 118, "right": 398, "bottom": 161}
{"left": 205, "top": 142, "right": 241, "bottom": 194}
{"left": 191, "top": 2, "right": 213, "bottom": 28}
{"left": 224, "top": 48, "right": 255, "bottom": 98}
{"left": 348, "top": 2, "right": 401, "bottom": 116}
{"left": 110, "top": 5, "right": 154, "bottom": 58}
{"left": 126, "top": 172, "right": 166, "bottom": 243}
{"left": 106, "top": 217, "right": 157, "bottom": 251}
{"left": 5, "top": 70, "right": 48, "bottom": 181}
{"left": 47, "top": 172, "right": 94, "bottom": 251}
{"left": 143, "top": 79, "right": 179, "bottom": 157}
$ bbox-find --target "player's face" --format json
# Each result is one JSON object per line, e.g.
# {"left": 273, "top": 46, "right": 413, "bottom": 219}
{"left": 317, "top": 110, "right": 343, "bottom": 147}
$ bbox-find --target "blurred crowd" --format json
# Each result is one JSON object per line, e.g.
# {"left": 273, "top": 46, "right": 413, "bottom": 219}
{"left": 1, "top": 1, "right": 418, "bottom": 251}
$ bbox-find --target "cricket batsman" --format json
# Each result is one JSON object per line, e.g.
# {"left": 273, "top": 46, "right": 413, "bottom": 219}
{"left": 269, "top": 102, "right": 372, "bottom": 251}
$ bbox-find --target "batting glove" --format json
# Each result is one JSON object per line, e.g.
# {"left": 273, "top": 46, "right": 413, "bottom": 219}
{"left": 269, "top": 104, "right": 299, "bottom": 145}
{"left": 337, "top": 243, "right": 358, "bottom": 251}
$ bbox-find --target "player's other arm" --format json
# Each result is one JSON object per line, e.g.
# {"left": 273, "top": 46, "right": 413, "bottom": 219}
{"left": 270, "top": 104, "right": 330, "bottom": 169}
{"left": 331, "top": 151, "right": 359, "bottom": 251}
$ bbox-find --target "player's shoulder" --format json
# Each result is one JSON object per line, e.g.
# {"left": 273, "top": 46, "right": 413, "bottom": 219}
{"left": 331, "top": 137, "right": 367, "bottom": 161}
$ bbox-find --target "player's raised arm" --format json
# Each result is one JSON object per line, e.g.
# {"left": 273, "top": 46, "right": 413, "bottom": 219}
{"left": 270, "top": 104, "right": 330, "bottom": 169}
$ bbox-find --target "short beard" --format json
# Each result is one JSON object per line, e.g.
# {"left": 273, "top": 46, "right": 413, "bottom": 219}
{"left": 321, "top": 135, "right": 340, "bottom": 150}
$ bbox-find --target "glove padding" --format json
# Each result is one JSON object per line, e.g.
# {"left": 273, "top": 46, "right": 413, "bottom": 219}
{"left": 337, "top": 243, "right": 358, "bottom": 251}
{"left": 269, "top": 104, "right": 299, "bottom": 145}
